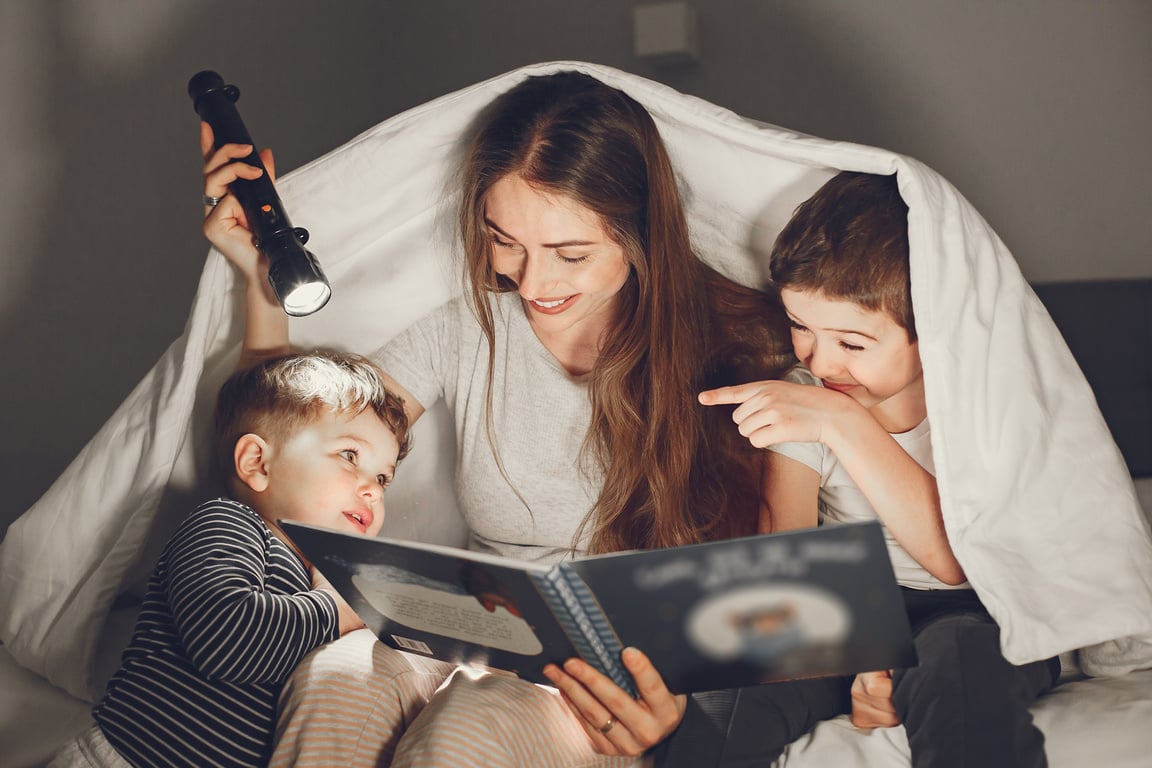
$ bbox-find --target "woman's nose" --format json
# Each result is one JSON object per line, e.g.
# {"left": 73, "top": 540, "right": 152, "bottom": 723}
{"left": 518, "top": 252, "right": 559, "bottom": 298}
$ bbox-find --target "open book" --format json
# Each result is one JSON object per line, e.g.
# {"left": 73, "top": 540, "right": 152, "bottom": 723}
{"left": 281, "top": 519, "right": 917, "bottom": 696}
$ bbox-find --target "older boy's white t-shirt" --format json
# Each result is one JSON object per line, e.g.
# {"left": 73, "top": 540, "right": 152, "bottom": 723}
{"left": 769, "top": 367, "right": 968, "bottom": 591}
{"left": 375, "top": 292, "right": 600, "bottom": 565}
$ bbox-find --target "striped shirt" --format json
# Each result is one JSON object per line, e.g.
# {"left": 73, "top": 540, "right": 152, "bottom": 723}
{"left": 93, "top": 498, "right": 339, "bottom": 768}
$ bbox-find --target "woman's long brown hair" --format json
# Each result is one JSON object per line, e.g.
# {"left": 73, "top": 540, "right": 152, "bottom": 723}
{"left": 458, "top": 72, "right": 794, "bottom": 553}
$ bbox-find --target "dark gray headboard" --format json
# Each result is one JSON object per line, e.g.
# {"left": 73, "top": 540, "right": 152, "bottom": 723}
{"left": 1032, "top": 279, "right": 1152, "bottom": 477}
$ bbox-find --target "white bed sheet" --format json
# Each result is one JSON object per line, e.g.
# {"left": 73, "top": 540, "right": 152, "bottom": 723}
{"left": 779, "top": 670, "right": 1152, "bottom": 768}
{"left": 5, "top": 644, "right": 1150, "bottom": 768}
{"left": 0, "top": 644, "right": 89, "bottom": 768}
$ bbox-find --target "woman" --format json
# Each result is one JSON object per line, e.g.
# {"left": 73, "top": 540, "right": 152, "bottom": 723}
{"left": 203, "top": 70, "right": 794, "bottom": 766}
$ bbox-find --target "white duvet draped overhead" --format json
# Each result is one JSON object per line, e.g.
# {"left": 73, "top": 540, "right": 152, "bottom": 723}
{"left": 2, "top": 61, "right": 1150, "bottom": 701}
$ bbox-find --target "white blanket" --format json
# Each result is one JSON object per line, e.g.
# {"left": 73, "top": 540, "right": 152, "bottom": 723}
{"left": 2, "top": 61, "right": 1150, "bottom": 701}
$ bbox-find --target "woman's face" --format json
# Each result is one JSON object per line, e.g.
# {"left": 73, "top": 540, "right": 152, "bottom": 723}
{"left": 485, "top": 174, "right": 631, "bottom": 357}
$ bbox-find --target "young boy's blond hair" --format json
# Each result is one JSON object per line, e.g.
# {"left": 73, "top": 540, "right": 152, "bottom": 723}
{"left": 214, "top": 350, "right": 412, "bottom": 495}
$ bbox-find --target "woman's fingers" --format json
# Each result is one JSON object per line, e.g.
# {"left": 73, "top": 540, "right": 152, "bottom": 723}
{"left": 201, "top": 134, "right": 273, "bottom": 179}
{"left": 543, "top": 661, "right": 644, "bottom": 756}
{"left": 203, "top": 139, "right": 250, "bottom": 172}
{"left": 204, "top": 148, "right": 261, "bottom": 191}
{"left": 621, "top": 647, "right": 686, "bottom": 731}
{"left": 199, "top": 121, "right": 213, "bottom": 158}
{"left": 196, "top": 122, "right": 275, "bottom": 282}
{"left": 199, "top": 116, "right": 274, "bottom": 197}
{"left": 260, "top": 147, "right": 276, "bottom": 183}
{"left": 202, "top": 147, "right": 276, "bottom": 220}
{"left": 542, "top": 649, "right": 687, "bottom": 757}
{"left": 555, "top": 686, "right": 634, "bottom": 756}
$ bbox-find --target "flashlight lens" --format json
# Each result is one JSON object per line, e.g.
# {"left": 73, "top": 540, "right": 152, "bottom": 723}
{"left": 282, "top": 281, "right": 332, "bottom": 316}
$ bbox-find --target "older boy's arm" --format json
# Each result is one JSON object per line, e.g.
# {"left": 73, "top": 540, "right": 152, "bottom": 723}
{"left": 762, "top": 451, "right": 902, "bottom": 729}
{"left": 760, "top": 451, "right": 820, "bottom": 533}
{"left": 703, "top": 380, "right": 964, "bottom": 585}
{"left": 822, "top": 408, "right": 965, "bottom": 585}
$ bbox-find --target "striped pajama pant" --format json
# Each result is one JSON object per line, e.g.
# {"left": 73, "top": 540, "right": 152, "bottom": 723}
{"left": 271, "top": 629, "right": 647, "bottom": 767}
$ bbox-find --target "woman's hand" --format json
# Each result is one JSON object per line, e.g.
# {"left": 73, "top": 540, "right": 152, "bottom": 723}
{"left": 543, "top": 647, "right": 687, "bottom": 757}
{"left": 200, "top": 121, "right": 274, "bottom": 284}
{"left": 199, "top": 121, "right": 290, "bottom": 362}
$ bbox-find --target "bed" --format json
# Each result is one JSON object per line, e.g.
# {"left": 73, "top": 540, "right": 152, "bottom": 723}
{"left": 3, "top": 61, "right": 1151, "bottom": 767}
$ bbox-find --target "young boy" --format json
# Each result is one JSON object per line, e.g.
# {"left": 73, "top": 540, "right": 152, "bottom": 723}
{"left": 49, "top": 350, "right": 412, "bottom": 768}
{"left": 698, "top": 172, "right": 1061, "bottom": 767}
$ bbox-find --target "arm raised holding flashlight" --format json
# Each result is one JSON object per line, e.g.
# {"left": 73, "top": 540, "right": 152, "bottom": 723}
{"left": 200, "top": 123, "right": 292, "bottom": 365}
{"left": 191, "top": 70, "right": 331, "bottom": 332}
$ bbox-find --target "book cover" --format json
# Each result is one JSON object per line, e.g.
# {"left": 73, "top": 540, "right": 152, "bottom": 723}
{"left": 281, "top": 520, "right": 917, "bottom": 696}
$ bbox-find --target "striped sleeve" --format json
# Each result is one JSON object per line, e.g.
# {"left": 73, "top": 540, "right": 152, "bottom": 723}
{"left": 165, "top": 501, "right": 339, "bottom": 684}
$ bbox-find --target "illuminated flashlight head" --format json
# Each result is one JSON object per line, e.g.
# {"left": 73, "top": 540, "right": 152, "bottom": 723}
{"left": 263, "top": 233, "right": 332, "bottom": 316}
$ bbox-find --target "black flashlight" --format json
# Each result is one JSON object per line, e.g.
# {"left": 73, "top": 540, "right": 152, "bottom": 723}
{"left": 188, "top": 70, "right": 331, "bottom": 316}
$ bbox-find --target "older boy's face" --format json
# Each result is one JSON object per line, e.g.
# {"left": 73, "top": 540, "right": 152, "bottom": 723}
{"left": 261, "top": 409, "right": 399, "bottom": 538}
{"left": 781, "top": 288, "right": 925, "bottom": 432}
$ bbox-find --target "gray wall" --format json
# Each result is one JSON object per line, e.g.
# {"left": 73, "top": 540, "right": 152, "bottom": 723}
{"left": 2, "top": 0, "right": 1149, "bottom": 534}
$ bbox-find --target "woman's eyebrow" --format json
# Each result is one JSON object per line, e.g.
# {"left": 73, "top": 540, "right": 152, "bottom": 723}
{"left": 484, "top": 218, "right": 597, "bottom": 249}
{"left": 484, "top": 217, "right": 509, "bottom": 235}
{"left": 545, "top": 239, "right": 596, "bottom": 248}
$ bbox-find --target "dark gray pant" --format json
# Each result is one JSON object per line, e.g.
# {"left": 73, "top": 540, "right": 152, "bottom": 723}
{"left": 655, "top": 588, "right": 1061, "bottom": 768}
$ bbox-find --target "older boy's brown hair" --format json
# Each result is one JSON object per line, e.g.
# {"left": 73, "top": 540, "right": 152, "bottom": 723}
{"left": 769, "top": 171, "right": 916, "bottom": 341}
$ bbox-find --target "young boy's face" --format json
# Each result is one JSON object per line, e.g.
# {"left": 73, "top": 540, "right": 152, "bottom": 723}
{"left": 780, "top": 288, "right": 926, "bottom": 430}
{"left": 259, "top": 409, "right": 399, "bottom": 538}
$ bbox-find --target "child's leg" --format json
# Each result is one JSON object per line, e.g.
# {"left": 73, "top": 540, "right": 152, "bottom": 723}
{"left": 270, "top": 629, "right": 456, "bottom": 768}
{"left": 653, "top": 677, "right": 852, "bottom": 768}
{"left": 894, "top": 591, "right": 1060, "bottom": 768}
{"left": 391, "top": 669, "right": 641, "bottom": 768}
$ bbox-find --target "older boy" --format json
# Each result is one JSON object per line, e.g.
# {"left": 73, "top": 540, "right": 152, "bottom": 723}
{"left": 49, "top": 350, "right": 411, "bottom": 768}
{"left": 698, "top": 172, "right": 1060, "bottom": 767}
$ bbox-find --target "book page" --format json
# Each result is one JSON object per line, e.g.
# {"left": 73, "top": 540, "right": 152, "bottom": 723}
{"left": 279, "top": 521, "right": 584, "bottom": 684}
{"left": 353, "top": 567, "right": 543, "bottom": 655}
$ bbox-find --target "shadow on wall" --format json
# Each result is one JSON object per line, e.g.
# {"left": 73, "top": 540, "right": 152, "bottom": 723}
{"left": 0, "top": 2, "right": 400, "bottom": 531}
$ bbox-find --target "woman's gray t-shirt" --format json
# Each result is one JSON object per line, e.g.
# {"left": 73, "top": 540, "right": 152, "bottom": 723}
{"left": 375, "top": 292, "right": 601, "bottom": 565}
